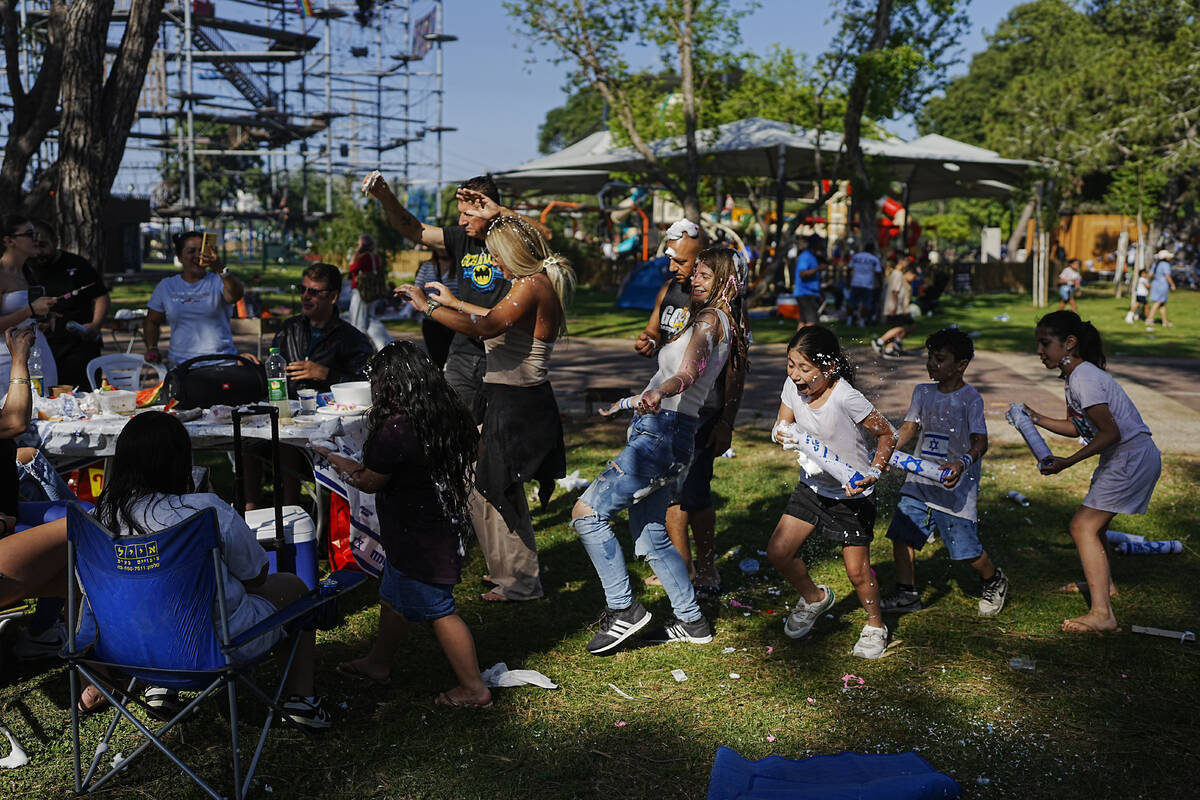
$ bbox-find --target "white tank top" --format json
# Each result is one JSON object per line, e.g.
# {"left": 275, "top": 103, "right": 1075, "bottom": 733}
{"left": 644, "top": 308, "right": 731, "bottom": 418}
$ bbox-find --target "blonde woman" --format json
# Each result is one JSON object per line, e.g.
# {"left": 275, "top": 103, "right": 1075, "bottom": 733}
{"left": 398, "top": 214, "right": 574, "bottom": 603}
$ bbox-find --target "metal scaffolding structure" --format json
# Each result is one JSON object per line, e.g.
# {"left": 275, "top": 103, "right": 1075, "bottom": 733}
{"left": 0, "top": 0, "right": 455, "bottom": 224}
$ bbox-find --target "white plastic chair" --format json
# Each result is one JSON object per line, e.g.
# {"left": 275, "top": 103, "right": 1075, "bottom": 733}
{"left": 85, "top": 354, "right": 166, "bottom": 391}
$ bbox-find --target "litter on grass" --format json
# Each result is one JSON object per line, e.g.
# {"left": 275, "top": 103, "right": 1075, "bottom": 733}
{"left": 1132, "top": 625, "right": 1196, "bottom": 642}
{"left": 608, "top": 683, "right": 635, "bottom": 700}
{"left": 841, "top": 674, "right": 866, "bottom": 690}
{"left": 671, "top": 669, "right": 688, "bottom": 682}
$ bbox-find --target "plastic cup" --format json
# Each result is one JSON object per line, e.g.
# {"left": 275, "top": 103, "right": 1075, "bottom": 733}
{"left": 298, "top": 388, "right": 318, "bottom": 413}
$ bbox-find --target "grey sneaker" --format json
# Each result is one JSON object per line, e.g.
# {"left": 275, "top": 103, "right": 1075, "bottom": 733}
{"left": 879, "top": 588, "right": 922, "bottom": 614}
{"left": 783, "top": 585, "right": 835, "bottom": 639}
{"left": 851, "top": 624, "right": 889, "bottom": 659}
{"left": 979, "top": 569, "right": 1009, "bottom": 617}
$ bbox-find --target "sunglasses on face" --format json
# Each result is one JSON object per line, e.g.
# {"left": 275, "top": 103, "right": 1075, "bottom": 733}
{"left": 299, "top": 286, "right": 332, "bottom": 298}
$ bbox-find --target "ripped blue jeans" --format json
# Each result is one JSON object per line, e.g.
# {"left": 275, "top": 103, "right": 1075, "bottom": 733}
{"left": 572, "top": 411, "right": 701, "bottom": 622}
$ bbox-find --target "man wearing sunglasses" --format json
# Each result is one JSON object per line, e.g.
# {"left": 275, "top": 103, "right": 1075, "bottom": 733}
{"left": 245, "top": 262, "right": 372, "bottom": 397}
{"left": 240, "top": 263, "right": 372, "bottom": 510}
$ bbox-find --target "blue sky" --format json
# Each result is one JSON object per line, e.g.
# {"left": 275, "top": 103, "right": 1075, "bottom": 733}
{"left": 434, "top": 0, "right": 1024, "bottom": 181}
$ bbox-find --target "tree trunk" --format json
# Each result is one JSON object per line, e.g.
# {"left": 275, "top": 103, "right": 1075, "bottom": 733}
{"left": 842, "top": 0, "right": 894, "bottom": 255}
{"left": 1006, "top": 197, "right": 1035, "bottom": 260}
{"left": 0, "top": 0, "right": 65, "bottom": 215}
{"left": 55, "top": 0, "right": 164, "bottom": 268}
{"left": 676, "top": 0, "right": 701, "bottom": 222}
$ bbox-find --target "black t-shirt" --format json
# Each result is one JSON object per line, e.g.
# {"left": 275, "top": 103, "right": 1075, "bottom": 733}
{"left": 23, "top": 252, "right": 108, "bottom": 345}
{"left": 441, "top": 225, "right": 510, "bottom": 357}
{"left": 656, "top": 278, "right": 693, "bottom": 342}
{"left": 362, "top": 413, "right": 464, "bottom": 585}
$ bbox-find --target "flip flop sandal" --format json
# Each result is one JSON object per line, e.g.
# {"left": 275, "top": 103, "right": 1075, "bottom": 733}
{"left": 77, "top": 684, "right": 109, "bottom": 716}
{"left": 434, "top": 691, "right": 493, "bottom": 710}
{"left": 335, "top": 661, "right": 390, "bottom": 685}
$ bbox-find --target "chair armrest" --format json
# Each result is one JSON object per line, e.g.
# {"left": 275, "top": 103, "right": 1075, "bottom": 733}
{"left": 227, "top": 569, "right": 368, "bottom": 649}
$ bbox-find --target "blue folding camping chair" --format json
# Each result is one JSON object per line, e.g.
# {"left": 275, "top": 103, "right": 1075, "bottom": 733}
{"left": 64, "top": 503, "right": 365, "bottom": 800}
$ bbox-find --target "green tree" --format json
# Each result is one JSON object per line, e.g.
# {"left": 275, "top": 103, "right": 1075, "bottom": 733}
{"left": 821, "top": 0, "right": 970, "bottom": 241}
{"left": 920, "top": 0, "right": 1200, "bottom": 243}
{"left": 506, "top": 0, "right": 751, "bottom": 221}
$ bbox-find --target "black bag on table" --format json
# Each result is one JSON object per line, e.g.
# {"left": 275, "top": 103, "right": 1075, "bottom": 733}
{"left": 165, "top": 354, "right": 267, "bottom": 410}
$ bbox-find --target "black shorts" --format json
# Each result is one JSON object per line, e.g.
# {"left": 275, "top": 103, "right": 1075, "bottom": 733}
{"left": 783, "top": 482, "right": 876, "bottom": 547}
{"left": 884, "top": 313, "right": 914, "bottom": 328}
{"left": 796, "top": 295, "right": 821, "bottom": 324}
{"left": 672, "top": 412, "right": 719, "bottom": 511}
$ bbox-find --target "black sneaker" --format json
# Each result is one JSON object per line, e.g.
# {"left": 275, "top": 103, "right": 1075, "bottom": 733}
{"left": 281, "top": 695, "right": 333, "bottom": 731}
{"left": 879, "top": 588, "right": 922, "bottom": 614}
{"left": 979, "top": 569, "right": 1009, "bottom": 617}
{"left": 643, "top": 616, "right": 714, "bottom": 644}
{"left": 586, "top": 602, "right": 651, "bottom": 655}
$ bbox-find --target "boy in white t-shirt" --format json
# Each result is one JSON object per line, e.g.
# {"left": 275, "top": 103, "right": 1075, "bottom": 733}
{"left": 881, "top": 327, "right": 1009, "bottom": 617}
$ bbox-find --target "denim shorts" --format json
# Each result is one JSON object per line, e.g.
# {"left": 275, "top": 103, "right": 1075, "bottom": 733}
{"left": 579, "top": 411, "right": 698, "bottom": 519}
{"left": 886, "top": 494, "right": 982, "bottom": 561}
{"left": 1059, "top": 284, "right": 1074, "bottom": 301}
{"left": 378, "top": 561, "right": 457, "bottom": 622}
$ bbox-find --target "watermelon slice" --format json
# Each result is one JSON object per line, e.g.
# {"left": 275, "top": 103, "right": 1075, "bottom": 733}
{"left": 136, "top": 381, "right": 164, "bottom": 407}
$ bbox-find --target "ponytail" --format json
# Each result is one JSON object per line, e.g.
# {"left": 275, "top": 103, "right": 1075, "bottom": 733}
{"left": 1037, "top": 310, "right": 1106, "bottom": 370}
{"left": 539, "top": 253, "right": 576, "bottom": 335}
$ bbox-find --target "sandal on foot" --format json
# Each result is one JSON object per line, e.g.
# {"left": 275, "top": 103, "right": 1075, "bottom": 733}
{"left": 336, "top": 661, "right": 390, "bottom": 685}
{"left": 480, "top": 589, "right": 510, "bottom": 603}
{"left": 435, "top": 691, "right": 493, "bottom": 710}
{"left": 1062, "top": 617, "right": 1122, "bottom": 634}
{"left": 77, "top": 684, "right": 109, "bottom": 715}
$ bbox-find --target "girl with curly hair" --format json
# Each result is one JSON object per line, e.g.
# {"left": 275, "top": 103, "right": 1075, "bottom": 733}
{"left": 315, "top": 341, "right": 490, "bottom": 707}
{"left": 397, "top": 214, "right": 574, "bottom": 603}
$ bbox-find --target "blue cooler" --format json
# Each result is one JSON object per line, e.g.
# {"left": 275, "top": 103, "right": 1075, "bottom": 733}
{"left": 245, "top": 505, "right": 318, "bottom": 590}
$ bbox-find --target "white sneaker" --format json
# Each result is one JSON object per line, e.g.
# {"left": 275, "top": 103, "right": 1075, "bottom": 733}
{"left": 851, "top": 624, "right": 889, "bottom": 659}
{"left": 783, "top": 585, "right": 835, "bottom": 639}
{"left": 1125, "top": 311, "right": 1135, "bottom": 324}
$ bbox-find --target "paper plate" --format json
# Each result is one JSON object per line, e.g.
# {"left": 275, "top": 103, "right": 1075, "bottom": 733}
{"left": 316, "top": 405, "right": 369, "bottom": 418}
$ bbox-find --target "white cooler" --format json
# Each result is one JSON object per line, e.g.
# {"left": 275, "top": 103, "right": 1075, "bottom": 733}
{"left": 245, "top": 505, "right": 318, "bottom": 590}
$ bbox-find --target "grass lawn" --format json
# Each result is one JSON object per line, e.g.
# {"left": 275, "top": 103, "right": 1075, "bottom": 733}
{"left": 3, "top": 421, "right": 1197, "bottom": 799}
{"left": 107, "top": 262, "right": 1200, "bottom": 360}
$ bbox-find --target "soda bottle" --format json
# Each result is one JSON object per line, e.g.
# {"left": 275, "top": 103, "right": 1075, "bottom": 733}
{"left": 27, "top": 344, "right": 44, "bottom": 398}
{"left": 264, "top": 347, "right": 291, "bottom": 419}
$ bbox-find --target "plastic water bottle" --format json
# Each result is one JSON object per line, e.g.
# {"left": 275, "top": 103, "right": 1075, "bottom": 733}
{"left": 1007, "top": 490, "right": 1030, "bottom": 507}
{"left": 264, "top": 347, "right": 291, "bottom": 419}
{"left": 27, "top": 346, "right": 43, "bottom": 398}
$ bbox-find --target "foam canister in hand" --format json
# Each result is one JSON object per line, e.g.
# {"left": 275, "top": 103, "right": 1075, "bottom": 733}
{"left": 1116, "top": 540, "right": 1182, "bottom": 555}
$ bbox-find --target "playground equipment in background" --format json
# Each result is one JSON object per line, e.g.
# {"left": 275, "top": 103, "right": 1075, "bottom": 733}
{"left": 878, "top": 196, "right": 923, "bottom": 251}
{"left": 539, "top": 199, "right": 651, "bottom": 262}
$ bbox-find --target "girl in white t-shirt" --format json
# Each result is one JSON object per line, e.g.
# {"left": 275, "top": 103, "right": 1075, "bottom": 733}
{"left": 767, "top": 326, "right": 897, "bottom": 659}
{"left": 1025, "top": 311, "right": 1161, "bottom": 635}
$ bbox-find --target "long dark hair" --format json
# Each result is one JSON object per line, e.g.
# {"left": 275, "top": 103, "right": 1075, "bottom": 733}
{"left": 1037, "top": 310, "right": 1106, "bottom": 370}
{"left": 172, "top": 231, "right": 203, "bottom": 257}
{"left": 787, "top": 324, "right": 855, "bottom": 385}
{"left": 97, "top": 411, "right": 194, "bottom": 537}
{"left": 1, "top": 213, "right": 31, "bottom": 256}
{"left": 365, "top": 341, "right": 478, "bottom": 537}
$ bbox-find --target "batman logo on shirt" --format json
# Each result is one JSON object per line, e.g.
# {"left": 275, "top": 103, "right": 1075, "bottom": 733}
{"left": 461, "top": 255, "right": 497, "bottom": 292}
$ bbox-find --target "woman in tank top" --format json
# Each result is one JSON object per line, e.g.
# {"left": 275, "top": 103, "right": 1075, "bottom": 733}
{"left": 570, "top": 247, "right": 749, "bottom": 655}
{"left": 0, "top": 215, "right": 59, "bottom": 387}
{"left": 397, "top": 211, "right": 574, "bottom": 602}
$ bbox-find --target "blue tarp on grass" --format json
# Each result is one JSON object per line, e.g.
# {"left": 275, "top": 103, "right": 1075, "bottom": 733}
{"left": 707, "top": 747, "right": 961, "bottom": 800}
